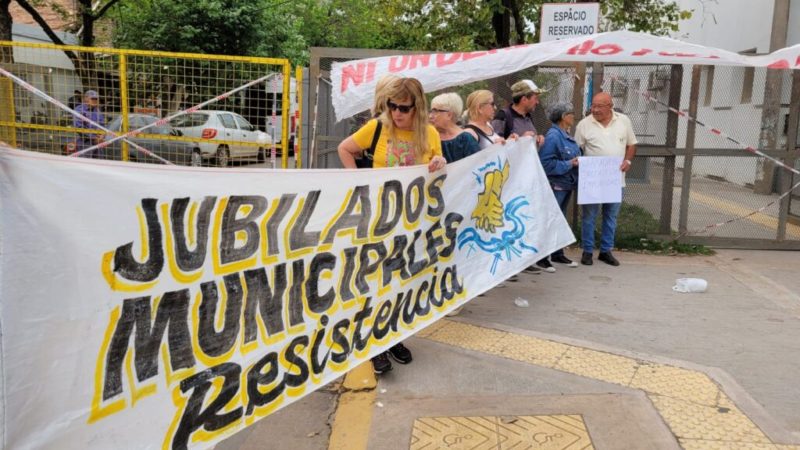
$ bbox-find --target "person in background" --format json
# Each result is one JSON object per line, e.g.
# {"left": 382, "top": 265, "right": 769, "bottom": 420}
{"left": 463, "top": 89, "right": 505, "bottom": 149}
{"left": 67, "top": 90, "right": 82, "bottom": 110}
{"left": 491, "top": 79, "right": 545, "bottom": 147}
{"left": 337, "top": 77, "right": 446, "bottom": 374}
{"left": 430, "top": 92, "right": 479, "bottom": 163}
{"left": 538, "top": 102, "right": 581, "bottom": 270}
{"left": 73, "top": 90, "right": 105, "bottom": 156}
{"left": 574, "top": 92, "right": 638, "bottom": 267}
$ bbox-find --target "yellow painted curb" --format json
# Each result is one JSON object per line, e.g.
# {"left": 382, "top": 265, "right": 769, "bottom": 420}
{"left": 423, "top": 320, "right": 800, "bottom": 449}
{"left": 328, "top": 363, "right": 377, "bottom": 450}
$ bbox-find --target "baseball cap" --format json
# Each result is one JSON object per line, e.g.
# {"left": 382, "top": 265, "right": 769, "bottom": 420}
{"left": 84, "top": 90, "right": 99, "bottom": 99}
{"left": 511, "top": 79, "right": 545, "bottom": 98}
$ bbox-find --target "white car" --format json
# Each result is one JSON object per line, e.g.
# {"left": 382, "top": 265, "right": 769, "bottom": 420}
{"left": 170, "top": 110, "right": 272, "bottom": 166}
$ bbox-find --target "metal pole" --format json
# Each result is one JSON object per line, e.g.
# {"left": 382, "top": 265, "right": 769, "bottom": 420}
{"left": 295, "top": 65, "right": 303, "bottom": 169}
{"left": 281, "top": 62, "right": 291, "bottom": 169}
{"left": 679, "top": 65, "right": 702, "bottom": 235}
{"left": 660, "top": 64, "right": 683, "bottom": 235}
{"left": 753, "top": 0, "right": 790, "bottom": 194}
{"left": 570, "top": 63, "right": 586, "bottom": 229}
{"left": 118, "top": 53, "right": 130, "bottom": 161}
{"left": 777, "top": 69, "right": 800, "bottom": 241}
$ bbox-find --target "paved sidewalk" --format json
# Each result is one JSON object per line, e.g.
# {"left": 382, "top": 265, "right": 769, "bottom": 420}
{"left": 216, "top": 249, "right": 800, "bottom": 450}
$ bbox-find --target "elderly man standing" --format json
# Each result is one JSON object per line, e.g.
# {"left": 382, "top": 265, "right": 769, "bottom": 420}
{"left": 574, "top": 92, "right": 637, "bottom": 267}
{"left": 73, "top": 90, "right": 105, "bottom": 156}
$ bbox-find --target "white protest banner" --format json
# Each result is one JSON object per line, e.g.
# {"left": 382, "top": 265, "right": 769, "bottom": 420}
{"left": 577, "top": 156, "right": 624, "bottom": 205}
{"left": 0, "top": 137, "right": 573, "bottom": 450}
{"left": 330, "top": 30, "right": 800, "bottom": 121}
{"left": 540, "top": 2, "right": 600, "bottom": 42}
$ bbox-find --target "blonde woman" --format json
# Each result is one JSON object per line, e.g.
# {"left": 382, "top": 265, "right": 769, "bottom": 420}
{"left": 463, "top": 89, "right": 506, "bottom": 149}
{"left": 429, "top": 92, "right": 479, "bottom": 163}
{"left": 371, "top": 74, "right": 399, "bottom": 117}
{"left": 337, "top": 77, "right": 445, "bottom": 374}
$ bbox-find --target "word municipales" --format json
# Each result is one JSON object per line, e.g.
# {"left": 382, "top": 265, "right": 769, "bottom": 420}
{"left": 91, "top": 174, "right": 467, "bottom": 449}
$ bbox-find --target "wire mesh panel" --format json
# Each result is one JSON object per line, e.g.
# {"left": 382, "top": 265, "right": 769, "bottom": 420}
{"left": 0, "top": 42, "right": 293, "bottom": 168}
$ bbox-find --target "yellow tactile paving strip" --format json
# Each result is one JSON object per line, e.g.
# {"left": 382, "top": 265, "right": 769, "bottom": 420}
{"left": 421, "top": 320, "right": 800, "bottom": 450}
{"left": 410, "top": 415, "right": 593, "bottom": 450}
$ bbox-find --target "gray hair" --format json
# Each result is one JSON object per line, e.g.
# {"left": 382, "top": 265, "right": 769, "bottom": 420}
{"left": 430, "top": 92, "right": 464, "bottom": 123}
{"left": 548, "top": 102, "right": 574, "bottom": 123}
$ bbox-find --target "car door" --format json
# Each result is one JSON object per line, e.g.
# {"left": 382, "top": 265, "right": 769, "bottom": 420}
{"left": 217, "top": 113, "right": 242, "bottom": 156}
{"left": 233, "top": 114, "right": 258, "bottom": 158}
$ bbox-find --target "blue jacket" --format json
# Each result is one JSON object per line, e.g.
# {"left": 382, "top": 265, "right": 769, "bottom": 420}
{"left": 538, "top": 125, "right": 581, "bottom": 190}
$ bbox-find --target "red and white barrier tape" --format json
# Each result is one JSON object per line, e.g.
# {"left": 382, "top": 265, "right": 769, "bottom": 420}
{"left": 0, "top": 67, "right": 172, "bottom": 164}
{"left": 607, "top": 74, "right": 800, "bottom": 236}
{"left": 73, "top": 73, "right": 274, "bottom": 157}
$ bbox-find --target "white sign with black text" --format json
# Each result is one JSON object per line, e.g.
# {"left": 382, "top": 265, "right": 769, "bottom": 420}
{"left": 540, "top": 2, "right": 600, "bottom": 42}
{"left": 578, "top": 156, "right": 623, "bottom": 205}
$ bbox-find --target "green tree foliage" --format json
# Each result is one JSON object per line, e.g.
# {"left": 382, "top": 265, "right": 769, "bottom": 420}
{"left": 112, "top": 0, "right": 306, "bottom": 61}
{"left": 109, "top": 0, "right": 690, "bottom": 64}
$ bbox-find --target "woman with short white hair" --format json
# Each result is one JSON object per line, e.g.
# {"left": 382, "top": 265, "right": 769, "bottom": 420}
{"left": 429, "top": 92, "right": 479, "bottom": 163}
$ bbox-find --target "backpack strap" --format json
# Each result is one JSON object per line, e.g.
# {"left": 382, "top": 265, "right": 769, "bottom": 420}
{"left": 363, "top": 119, "right": 382, "bottom": 162}
{"left": 464, "top": 124, "right": 492, "bottom": 144}
{"left": 355, "top": 119, "right": 383, "bottom": 169}
{"left": 503, "top": 106, "right": 514, "bottom": 139}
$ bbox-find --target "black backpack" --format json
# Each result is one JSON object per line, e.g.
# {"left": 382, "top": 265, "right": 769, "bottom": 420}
{"left": 355, "top": 120, "right": 383, "bottom": 169}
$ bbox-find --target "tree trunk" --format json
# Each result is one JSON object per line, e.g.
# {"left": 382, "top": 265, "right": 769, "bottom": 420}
{"left": 0, "top": 0, "right": 14, "bottom": 63}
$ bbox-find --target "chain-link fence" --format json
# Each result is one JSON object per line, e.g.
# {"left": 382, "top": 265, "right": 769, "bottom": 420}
{"left": 0, "top": 41, "right": 300, "bottom": 168}
{"left": 310, "top": 48, "right": 800, "bottom": 248}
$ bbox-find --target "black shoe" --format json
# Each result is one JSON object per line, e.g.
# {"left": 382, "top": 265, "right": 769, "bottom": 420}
{"left": 388, "top": 343, "right": 413, "bottom": 364}
{"left": 536, "top": 259, "right": 556, "bottom": 273}
{"left": 372, "top": 352, "right": 393, "bottom": 374}
{"left": 551, "top": 255, "right": 578, "bottom": 267}
{"left": 581, "top": 252, "right": 593, "bottom": 266}
{"left": 598, "top": 252, "right": 620, "bottom": 266}
{"left": 523, "top": 265, "right": 542, "bottom": 274}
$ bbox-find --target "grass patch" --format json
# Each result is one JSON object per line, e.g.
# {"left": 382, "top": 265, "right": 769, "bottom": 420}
{"left": 575, "top": 203, "right": 715, "bottom": 256}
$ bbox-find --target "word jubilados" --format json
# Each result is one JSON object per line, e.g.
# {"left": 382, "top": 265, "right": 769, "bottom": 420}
{"left": 91, "top": 174, "right": 466, "bottom": 448}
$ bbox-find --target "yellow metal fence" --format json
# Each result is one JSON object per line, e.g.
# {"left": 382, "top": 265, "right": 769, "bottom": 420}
{"left": 0, "top": 41, "right": 301, "bottom": 168}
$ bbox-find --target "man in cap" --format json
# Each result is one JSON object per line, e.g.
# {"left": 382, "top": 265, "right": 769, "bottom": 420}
{"left": 574, "top": 92, "right": 638, "bottom": 267}
{"left": 73, "top": 90, "right": 105, "bottom": 155}
{"left": 491, "top": 79, "right": 548, "bottom": 275}
{"left": 492, "top": 79, "right": 546, "bottom": 147}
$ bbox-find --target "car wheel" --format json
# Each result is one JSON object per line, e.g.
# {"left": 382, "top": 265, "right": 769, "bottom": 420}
{"left": 216, "top": 145, "right": 230, "bottom": 167}
{"left": 257, "top": 147, "right": 265, "bottom": 163}
{"left": 191, "top": 149, "right": 203, "bottom": 167}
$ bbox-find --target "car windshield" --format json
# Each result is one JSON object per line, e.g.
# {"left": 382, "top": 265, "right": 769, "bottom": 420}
{"left": 170, "top": 113, "right": 209, "bottom": 128}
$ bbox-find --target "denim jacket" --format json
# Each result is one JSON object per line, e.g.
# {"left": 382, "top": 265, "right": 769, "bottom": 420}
{"left": 538, "top": 125, "right": 581, "bottom": 190}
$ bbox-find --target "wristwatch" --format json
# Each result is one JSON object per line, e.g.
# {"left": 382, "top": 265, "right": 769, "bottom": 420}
{"left": 624, "top": 159, "right": 632, "bottom": 165}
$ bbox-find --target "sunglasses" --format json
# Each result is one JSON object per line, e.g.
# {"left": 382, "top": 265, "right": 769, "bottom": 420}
{"left": 430, "top": 108, "right": 449, "bottom": 114}
{"left": 387, "top": 100, "right": 415, "bottom": 114}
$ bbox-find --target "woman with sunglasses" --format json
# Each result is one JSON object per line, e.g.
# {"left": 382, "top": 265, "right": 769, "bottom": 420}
{"left": 463, "top": 90, "right": 506, "bottom": 150}
{"left": 339, "top": 77, "right": 445, "bottom": 172}
{"left": 337, "top": 77, "right": 445, "bottom": 375}
{"left": 429, "top": 92, "right": 479, "bottom": 164}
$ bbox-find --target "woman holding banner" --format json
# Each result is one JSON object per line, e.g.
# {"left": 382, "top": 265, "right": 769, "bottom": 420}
{"left": 337, "top": 77, "right": 446, "bottom": 374}
{"left": 429, "top": 92, "right": 479, "bottom": 163}
{"left": 538, "top": 102, "right": 580, "bottom": 269}
{"left": 463, "top": 89, "right": 506, "bottom": 150}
